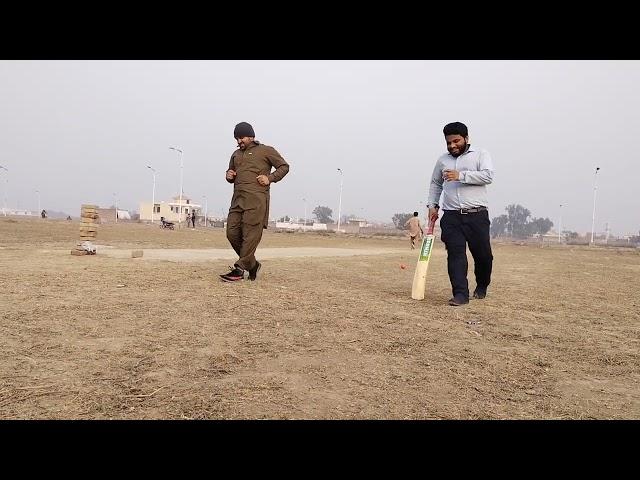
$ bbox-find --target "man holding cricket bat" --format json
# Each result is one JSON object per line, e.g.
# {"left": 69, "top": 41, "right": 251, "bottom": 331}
{"left": 427, "top": 122, "right": 494, "bottom": 306}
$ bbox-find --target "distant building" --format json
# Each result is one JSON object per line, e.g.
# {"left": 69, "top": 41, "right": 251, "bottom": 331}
{"left": 1, "top": 209, "right": 36, "bottom": 216}
{"left": 96, "top": 208, "right": 131, "bottom": 223}
{"left": 347, "top": 218, "right": 368, "bottom": 227}
{"left": 139, "top": 194, "right": 202, "bottom": 223}
{"left": 275, "top": 221, "right": 327, "bottom": 231}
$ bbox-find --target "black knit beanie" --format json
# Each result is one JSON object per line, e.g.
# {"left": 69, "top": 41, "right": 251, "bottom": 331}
{"left": 233, "top": 122, "right": 255, "bottom": 138}
{"left": 443, "top": 122, "right": 468, "bottom": 137}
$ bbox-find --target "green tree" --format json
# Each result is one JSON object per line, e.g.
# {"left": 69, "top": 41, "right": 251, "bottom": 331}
{"left": 528, "top": 217, "right": 554, "bottom": 236}
{"left": 505, "top": 204, "right": 531, "bottom": 238}
{"left": 392, "top": 213, "right": 414, "bottom": 230}
{"left": 278, "top": 215, "right": 290, "bottom": 222}
{"left": 497, "top": 204, "right": 558, "bottom": 238}
{"left": 313, "top": 206, "right": 333, "bottom": 224}
{"left": 490, "top": 214, "right": 508, "bottom": 238}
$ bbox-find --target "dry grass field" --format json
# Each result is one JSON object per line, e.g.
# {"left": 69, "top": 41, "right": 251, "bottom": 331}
{"left": 1, "top": 216, "right": 638, "bottom": 419}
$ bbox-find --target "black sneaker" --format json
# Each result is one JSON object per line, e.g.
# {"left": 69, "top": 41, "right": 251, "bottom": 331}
{"left": 472, "top": 288, "right": 487, "bottom": 299}
{"left": 220, "top": 266, "right": 245, "bottom": 282}
{"left": 248, "top": 261, "right": 261, "bottom": 281}
{"left": 448, "top": 295, "right": 469, "bottom": 306}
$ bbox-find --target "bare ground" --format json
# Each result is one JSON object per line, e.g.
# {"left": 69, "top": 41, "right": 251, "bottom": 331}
{"left": 1, "top": 217, "right": 638, "bottom": 419}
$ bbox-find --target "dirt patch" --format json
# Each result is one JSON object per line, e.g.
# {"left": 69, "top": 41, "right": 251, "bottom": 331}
{"left": 1, "top": 217, "right": 639, "bottom": 419}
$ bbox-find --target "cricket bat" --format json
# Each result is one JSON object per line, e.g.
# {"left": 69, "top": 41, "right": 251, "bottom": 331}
{"left": 411, "top": 216, "right": 436, "bottom": 300}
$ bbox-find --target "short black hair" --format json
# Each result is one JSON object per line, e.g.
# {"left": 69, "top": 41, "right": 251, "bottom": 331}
{"left": 443, "top": 122, "right": 468, "bottom": 137}
{"left": 413, "top": 211, "right": 418, "bottom": 216}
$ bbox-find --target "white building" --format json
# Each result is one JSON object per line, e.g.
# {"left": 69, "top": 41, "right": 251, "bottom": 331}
{"left": 1, "top": 208, "right": 36, "bottom": 216}
{"left": 139, "top": 194, "right": 201, "bottom": 223}
{"left": 275, "top": 221, "right": 327, "bottom": 231}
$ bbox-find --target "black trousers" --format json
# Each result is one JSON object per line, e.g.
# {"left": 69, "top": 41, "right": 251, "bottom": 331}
{"left": 439, "top": 209, "right": 493, "bottom": 299}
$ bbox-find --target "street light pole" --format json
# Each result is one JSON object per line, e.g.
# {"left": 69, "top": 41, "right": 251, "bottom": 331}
{"left": 590, "top": 167, "right": 600, "bottom": 245}
{"left": 419, "top": 200, "right": 427, "bottom": 226}
{"left": 36, "top": 189, "right": 41, "bottom": 217}
{"left": 337, "top": 168, "right": 343, "bottom": 232}
{"left": 302, "top": 197, "right": 307, "bottom": 231}
{"left": 146, "top": 165, "right": 156, "bottom": 224}
{"left": 203, "top": 195, "right": 208, "bottom": 227}
{"left": 170, "top": 147, "right": 183, "bottom": 227}
{"left": 558, "top": 204, "right": 563, "bottom": 243}
{"left": 113, "top": 193, "right": 118, "bottom": 223}
{"left": 0, "top": 165, "right": 8, "bottom": 216}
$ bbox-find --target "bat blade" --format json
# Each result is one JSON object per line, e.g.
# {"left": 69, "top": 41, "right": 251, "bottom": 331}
{"left": 411, "top": 216, "right": 436, "bottom": 300}
{"left": 411, "top": 234, "right": 434, "bottom": 300}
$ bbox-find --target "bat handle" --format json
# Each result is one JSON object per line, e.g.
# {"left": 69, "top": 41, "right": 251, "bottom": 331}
{"left": 425, "top": 216, "right": 436, "bottom": 235}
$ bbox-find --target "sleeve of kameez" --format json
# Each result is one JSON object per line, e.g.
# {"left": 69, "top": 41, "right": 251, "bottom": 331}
{"left": 265, "top": 147, "right": 290, "bottom": 183}
{"left": 226, "top": 153, "right": 236, "bottom": 183}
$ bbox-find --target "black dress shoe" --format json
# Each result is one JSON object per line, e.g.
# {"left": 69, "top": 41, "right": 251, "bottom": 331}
{"left": 448, "top": 295, "right": 469, "bottom": 306}
{"left": 472, "top": 288, "right": 487, "bottom": 299}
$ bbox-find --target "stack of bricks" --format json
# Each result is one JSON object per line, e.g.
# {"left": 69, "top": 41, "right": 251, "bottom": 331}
{"left": 71, "top": 204, "right": 99, "bottom": 256}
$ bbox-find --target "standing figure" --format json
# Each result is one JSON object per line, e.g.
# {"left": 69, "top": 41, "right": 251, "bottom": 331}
{"left": 220, "top": 122, "right": 290, "bottom": 282}
{"left": 426, "top": 122, "right": 494, "bottom": 306}
{"left": 404, "top": 211, "right": 423, "bottom": 249}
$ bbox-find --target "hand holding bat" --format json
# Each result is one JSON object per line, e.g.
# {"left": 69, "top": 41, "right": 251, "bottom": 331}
{"left": 428, "top": 206, "right": 440, "bottom": 222}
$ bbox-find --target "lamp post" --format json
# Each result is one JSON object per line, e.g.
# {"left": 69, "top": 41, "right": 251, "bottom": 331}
{"left": 337, "top": 168, "right": 343, "bottom": 232}
{"left": 36, "top": 189, "right": 41, "bottom": 217}
{"left": 169, "top": 147, "right": 183, "bottom": 227}
{"left": 0, "top": 165, "right": 7, "bottom": 216}
{"left": 302, "top": 197, "right": 307, "bottom": 231}
{"left": 590, "top": 167, "right": 600, "bottom": 245}
{"left": 203, "top": 194, "right": 208, "bottom": 227}
{"left": 113, "top": 193, "right": 118, "bottom": 223}
{"left": 558, "top": 204, "right": 562, "bottom": 243}
{"left": 146, "top": 165, "right": 156, "bottom": 224}
{"left": 419, "top": 200, "right": 427, "bottom": 226}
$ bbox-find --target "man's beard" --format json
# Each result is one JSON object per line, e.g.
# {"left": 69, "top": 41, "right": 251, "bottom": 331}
{"left": 449, "top": 141, "right": 468, "bottom": 157}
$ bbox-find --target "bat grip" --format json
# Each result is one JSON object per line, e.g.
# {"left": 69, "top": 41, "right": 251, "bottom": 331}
{"left": 425, "top": 215, "right": 436, "bottom": 235}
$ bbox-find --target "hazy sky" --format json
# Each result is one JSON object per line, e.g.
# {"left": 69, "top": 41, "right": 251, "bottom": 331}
{"left": 1, "top": 60, "right": 638, "bottom": 235}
